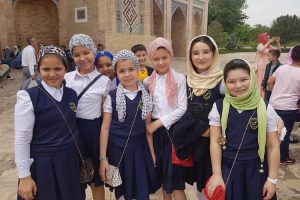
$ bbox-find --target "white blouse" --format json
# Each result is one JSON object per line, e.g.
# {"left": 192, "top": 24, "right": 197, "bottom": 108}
{"left": 144, "top": 70, "right": 187, "bottom": 129}
{"left": 64, "top": 68, "right": 111, "bottom": 120}
{"left": 208, "top": 103, "right": 280, "bottom": 133}
{"left": 15, "top": 81, "right": 64, "bottom": 178}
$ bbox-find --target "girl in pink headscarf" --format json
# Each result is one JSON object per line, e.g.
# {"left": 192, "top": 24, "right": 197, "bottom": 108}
{"left": 144, "top": 37, "right": 188, "bottom": 200}
{"left": 255, "top": 33, "right": 280, "bottom": 97}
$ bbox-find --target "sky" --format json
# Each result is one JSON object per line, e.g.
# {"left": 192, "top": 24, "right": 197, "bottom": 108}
{"left": 244, "top": 0, "right": 300, "bottom": 27}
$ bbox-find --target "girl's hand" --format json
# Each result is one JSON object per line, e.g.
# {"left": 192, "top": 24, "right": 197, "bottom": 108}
{"left": 202, "top": 128, "right": 210, "bottom": 137}
{"left": 146, "top": 121, "right": 159, "bottom": 135}
{"left": 99, "top": 160, "right": 109, "bottom": 182}
{"left": 206, "top": 174, "right": 225, "bottom": 197}
{"left": 18, "top": 176, "right": 37, "bottom": 200}
{"left": 262, "top": 180, "right": 276, "bottom": 199}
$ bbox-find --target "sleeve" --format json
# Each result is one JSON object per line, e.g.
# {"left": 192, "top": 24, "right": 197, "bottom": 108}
{"left": 28, "top": 49, "right": 36, "bottom": 76}
{"left": 103, "top": 95, "right": 112, "bottom": 113}
{"left": 257, "top": 43, "right": 265, "bottom": 52}
{"left": 266, "top": 104, "right": 279, "bottom": 133}
{"left": 208, "top": 103, "right": 221, "bottom": 126}
{"left": 14, "top": 90, "right": 35, "bottom": 178}
{"left": 102, "top": 77, "right": 112, "bottom": 97}
{"left": 160, "top": 74, "right": 187, "bottom": 129}
{"left": 271, "top": 67, "right": 280, "bottom": 78}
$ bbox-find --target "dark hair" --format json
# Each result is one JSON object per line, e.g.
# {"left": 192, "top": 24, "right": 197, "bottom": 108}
{"left": 223, "top": 59, "right": 250, "bottom": 81}
{"left": 269, "top": 49, "right": 281, "bottom": 59}
{"left": 37, "top": 54, "right": 67, "bottom": 72}
{"left": 189, "top": 36, "right": 216, "bottom": 67}
{"left": 27, "top": 37, "right": 35, "bottom": 45}
{"left": 131, "top": 44, "right": 147, "bottom": 53}
{"left": 291, "top": 45, "right": 300, "bottom": 62}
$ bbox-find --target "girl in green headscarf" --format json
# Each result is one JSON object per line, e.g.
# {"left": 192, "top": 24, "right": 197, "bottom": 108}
{"left": 206, "top": 59, "right": 280, "bottom": 200}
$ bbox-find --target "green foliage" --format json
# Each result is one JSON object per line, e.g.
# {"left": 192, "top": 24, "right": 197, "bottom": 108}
{"left": 226, "top": 33, "right": 239, "bottom": 50}
{"left": 208, "top": 0, "right": 248, "bottom": 33}
{"left": 270, "top": 15, "right": 300, "bottom": 44}
{"left": 207, "top": 20, "right": 228, "bottom": 48}
{"left": 234, "top": 24, "right": 252, "bottom": 43}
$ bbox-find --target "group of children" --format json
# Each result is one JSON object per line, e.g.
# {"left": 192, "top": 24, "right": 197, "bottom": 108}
{"left": 15, "top": 33, "right": 293, "bottom": 200}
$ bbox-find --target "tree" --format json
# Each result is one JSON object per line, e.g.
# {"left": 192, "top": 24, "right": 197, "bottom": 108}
{"left": 234, "top": 24, "right": 252, "bottom": 43}
{"left": 207, "top": 20, "right": 228, "bottom": 48}
{"left": 249, "top": 24, "right": 270, "bottom": 43}
{"left": 208, "top": 0, "right": 248, "bottom": 33}
{"left": 269, "top": 15, "right": 300, "bottom": 45}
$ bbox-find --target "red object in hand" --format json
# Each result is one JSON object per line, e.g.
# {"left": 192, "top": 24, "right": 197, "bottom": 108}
{"left": 171, "top": 145, "right": 193, "bottom": 167}
{"left": 203, "top": 176, "right": 225, "bottom": 200}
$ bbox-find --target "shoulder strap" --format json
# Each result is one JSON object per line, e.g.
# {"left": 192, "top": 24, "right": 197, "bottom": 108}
{"left": 78, "top": 74, "right": 103, "bottom": 100}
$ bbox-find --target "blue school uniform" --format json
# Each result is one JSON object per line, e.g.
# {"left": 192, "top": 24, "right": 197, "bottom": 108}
{"left": 185, "top": 82, "right": 223, "bottom": 191}
{"left": 216, "top": 99, "right": 277, "bottom": 200}
{"left": 17, "top": 84, "right": 83, "bottom": 200}
{"left": 107, "top": 90, "right": 160, "bottom": 200}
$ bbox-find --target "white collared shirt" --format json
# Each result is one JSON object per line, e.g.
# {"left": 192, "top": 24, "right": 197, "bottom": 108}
{"left": 21, "top": 45, "right": 36, "bottom": 76}
{"left": 144, "top": 70, "right": 187, "bottom": 129}
{"left": 64, "top": 68, "right": 111, "bottom": 119}
{"left": 14, "top": 81, "right": 64, "bottom": 178}
{"left": 103, "top": 87, "right": 141, "bottom": 113}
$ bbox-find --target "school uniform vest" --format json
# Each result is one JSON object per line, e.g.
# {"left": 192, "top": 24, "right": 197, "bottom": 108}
{"left": 27, "top": 85, "right": 79, "bottom": 155}
{"left": 216, "top": 99, "right": 259, "bottom": 160}
{"left": 109, "top": 90, "right": 145, "bottom": 137}
{"left": 187, "top": 81, "right": 222, "bottom": 122}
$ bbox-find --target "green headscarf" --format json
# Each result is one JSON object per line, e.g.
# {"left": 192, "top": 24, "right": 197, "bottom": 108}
{"left": 221, "top": 59, "right": 266, "bottom": 163}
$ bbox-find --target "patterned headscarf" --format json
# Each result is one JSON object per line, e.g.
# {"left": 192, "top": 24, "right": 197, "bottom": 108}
{"left": 95, "top": 50, "right": 114, "bottom": 65}
{"left": 69, "top": 34, "right": 97, "bottom": 55}
{"left": 147, "top": 37, "right": 177, "bottom": 108}
{"left": 112, "top": 49, "right": 140, "bottom": 70}
{"left": 113, "top": 49, "right": 151, "bottom": 122}
{"left": 37, "top": 45, "right": 66, "bottom": 67}
{"left": 187, "top": 35, "right": 223, "bottom": 96}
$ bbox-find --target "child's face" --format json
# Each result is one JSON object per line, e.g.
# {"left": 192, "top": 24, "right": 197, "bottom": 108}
{"left": 135, "top": 50, "right": 147, "bottom": 67}
{"left": 96, "top": 56, "right": 114, "bottom": 80}
{"left": 267, "top": 52, "right": 277, "bottom": 63}
{"left": 116, "top": 60, "right": 138, "bottom": 89}
{"left": 191, "top": 42, "right": 214, "bottom": 73}
{"left": 72, "top": 45, "right": 95, "bottom": 71}
{"left": 152, "top": 48, "right": 172, "bottom": 75}
{"left": 39, "top": 55, "right": 66, "bottom": 89}
{"left": 225, "top": 69, "right": 250, "bottom": 97}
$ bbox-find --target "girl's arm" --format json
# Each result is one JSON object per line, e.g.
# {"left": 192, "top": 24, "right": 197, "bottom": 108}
{"left": 208, "top": 125, "right": 225, "bottom": 195}
{"left": 267, "top": 76, "right": 276, "bottom": 92}
{"left": 15, "top": 90, "right": 37, "bottom": 199}
{"left": 145, "top": 113, "right": 156, "bottom": 166}
{"left": 263, "top": 132, "right": 280, "bottom": 200}
{"left": 99, "top": 112, "right": 112, "bottom": 182}
{"left": 99, "top": 96, "right": 113, "bottom": 182}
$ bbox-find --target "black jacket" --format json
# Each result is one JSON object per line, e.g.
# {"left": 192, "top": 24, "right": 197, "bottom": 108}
{"left": 261, "top": 61, "right": 282, "bottom": 89}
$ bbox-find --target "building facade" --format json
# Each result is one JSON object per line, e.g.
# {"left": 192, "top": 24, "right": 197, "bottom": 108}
{"left": 0, "top": 0, "right": 208, "bottom": 56}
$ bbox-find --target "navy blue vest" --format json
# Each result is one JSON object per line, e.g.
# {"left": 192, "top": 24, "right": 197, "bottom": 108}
{"left": 27, "top": 85, "right": 79, "bottom": 155}
{"left": 187, "top": 81, "right": 223, "bottom": 122}
{"left": 216, "top": 99, "right": 259, "bottom": 160}
{"left": 109, "top": 90, "right": 145, "bottom": 138}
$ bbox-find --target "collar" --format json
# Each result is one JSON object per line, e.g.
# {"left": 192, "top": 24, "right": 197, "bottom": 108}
{"left": 74, "top": 67, "right": 100, "bottom": 81}
{"left": 41, "top": 81, "right": 63, "bottom": 96}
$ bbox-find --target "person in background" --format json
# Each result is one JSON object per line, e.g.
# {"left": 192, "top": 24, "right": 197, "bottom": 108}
{"left": 95, "top": 50, "right": 118, "bottom": 91}
{"left": 255, "top": 33, "right": 280, "bottom": 97}
{"left": 261, "top": 49, "right": 282, "bottom": 103}
{"left": 131, "top": 44, "right": 154, "bottom": 81}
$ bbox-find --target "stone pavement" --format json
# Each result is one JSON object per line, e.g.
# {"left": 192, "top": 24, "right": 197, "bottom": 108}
{"left": 1, "top": 52, "right": 300, "bottom": 200}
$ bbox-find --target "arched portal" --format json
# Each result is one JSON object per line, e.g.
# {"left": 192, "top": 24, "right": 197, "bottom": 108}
{"left": 192, "top": 12, "right": 202, "bottom": 37}
{"left": 153, "top": 0, "right": 164, "bottom": 37}
{"left": 13, "top": 0, "right": 59, "bottom": 46}
{"left": 171, "top": 7, "right": 186, "bottom": 57}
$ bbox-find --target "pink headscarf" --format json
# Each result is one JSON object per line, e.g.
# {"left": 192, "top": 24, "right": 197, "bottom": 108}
{"left": 147, "top": 37, "right": 177, "bottom": 108}
{"left": 258, "top": 33, "right": 269, "bottom": 45}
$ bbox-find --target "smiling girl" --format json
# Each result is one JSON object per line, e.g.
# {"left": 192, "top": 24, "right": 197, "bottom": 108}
{"left": 207, "top": 59, "right": 280, "bottom": 200}
{"left": 15, "top": 46, "right": 83, "bottom": 200}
